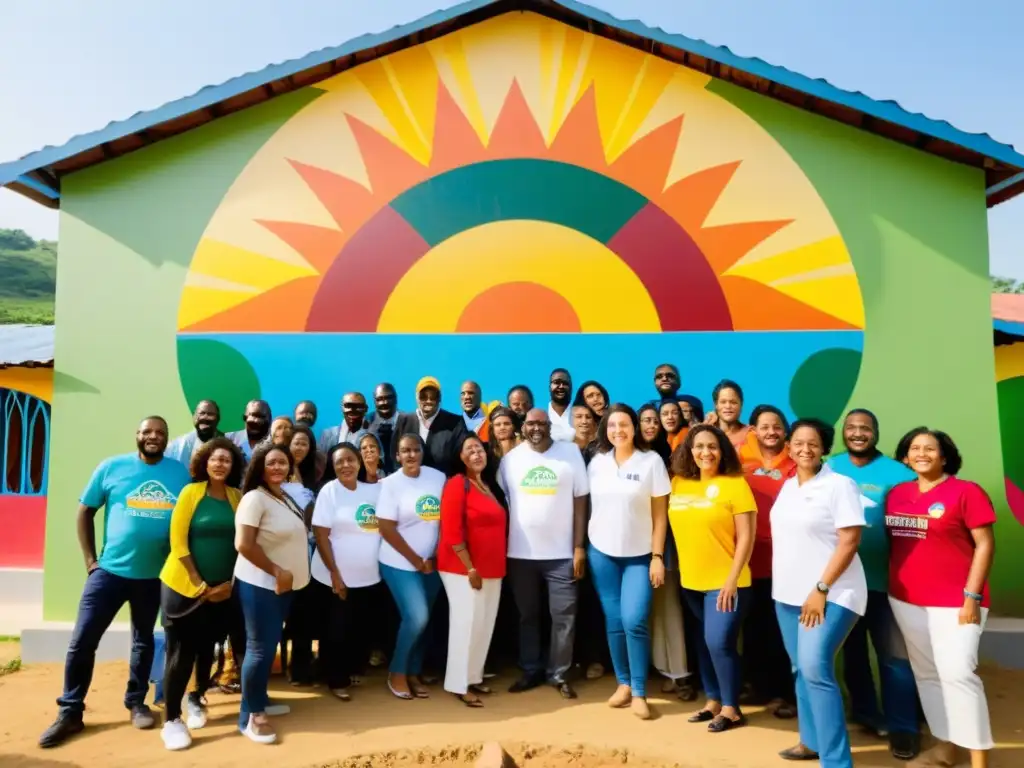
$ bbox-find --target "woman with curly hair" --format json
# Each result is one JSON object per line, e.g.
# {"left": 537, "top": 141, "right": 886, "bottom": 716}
{"left": 886, "top": 428, "right": 996, "bottom": 768}
{"left": 668, "top": 424, "right": 756, "bottom": 733}
{"left": 158, "top": 437, "right": 245, "bottom": 750}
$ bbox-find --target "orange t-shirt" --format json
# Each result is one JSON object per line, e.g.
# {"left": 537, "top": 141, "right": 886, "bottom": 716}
{"left": 739, "top": 441, "right": 795, "bottom": 579}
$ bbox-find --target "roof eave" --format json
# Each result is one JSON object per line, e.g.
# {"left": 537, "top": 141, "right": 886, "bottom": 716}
{"left": 2, "top": 0, "right": 1022, "bottom": 208}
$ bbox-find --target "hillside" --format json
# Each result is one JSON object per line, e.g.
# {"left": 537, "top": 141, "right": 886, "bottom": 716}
{"left": 0, "top": 229, "right": 56, "bottom": 324}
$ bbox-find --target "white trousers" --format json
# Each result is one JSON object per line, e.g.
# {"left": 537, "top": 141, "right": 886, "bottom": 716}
{"left": 650, "top": 573, "right": 688, "bottom": 679}
{"left": 889, "top": 597, "right": 993, "bottom": 750}
{"left": 440, "top": 573, "right": 502, "bottom": 695}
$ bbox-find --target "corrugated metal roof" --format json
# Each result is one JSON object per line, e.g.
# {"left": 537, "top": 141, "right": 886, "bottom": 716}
{"left": 0, "top": 325, "right": 55, "bottom": 367}
{"left": 2, "top": 0, "right": 1023, "bottom": 207}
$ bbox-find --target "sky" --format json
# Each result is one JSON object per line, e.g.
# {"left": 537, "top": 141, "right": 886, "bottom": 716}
{"left": 1, "top": 0, "right": 1022, "bottom": 276}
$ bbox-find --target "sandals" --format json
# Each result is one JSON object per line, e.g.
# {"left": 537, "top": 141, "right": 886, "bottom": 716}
{"left": 708, "top": 713, "right": 746, "bottom": 733}
{"left": 779, "top": 744, "right": 820, "bottom": 761}
{"left": 453, "top": 693, "right": 484, "bottom": 708}
{"left": 387, "top": 678, "right": 413, "bottom": 700}
{"left": 409, "top": 683, "right": 430, "bottom": 699}
{"left": 468, "top": 684, "right": 492, "bottom": 696}
{"left": 687, "top": 709, "right": 716, "bottom": 723}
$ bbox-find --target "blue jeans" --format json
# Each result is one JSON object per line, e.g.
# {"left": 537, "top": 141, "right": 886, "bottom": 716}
{"left": 682, "top": 587, "right": 750, "bottom": 708}
{"left": 588, "top": 546, "right": 653, "bottom": 697}
{"left": 380, "top": 564, "right": 441, "bottom": 676}
{"left": 842, "top": 590, "right": 919, "bottom": 735}
{"left": 236, "top": 580, "right": 293, "bottom": 730}
{"left": 150, "top": 629, "right": 165, "bottom": 704}
{"left": 57, "top": 568, "right": 161, "bottom": 716}
{"left": 776, "top": 601, "right": 859, "bottom": 768}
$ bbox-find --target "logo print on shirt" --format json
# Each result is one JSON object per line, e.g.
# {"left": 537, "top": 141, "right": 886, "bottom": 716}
{"left": 355, "top": 503, "right": 378, "bottom": 532}
{"left": 415, "top": 495, "right": 441, "bottom": 521}
{"left": 125, "top": 481, "right": 178, "bottom": 519}
{"left": 927, "top": 502, "right": 945, "bottom": 519}
{"left": 705, "top": 484, "right": 720, "bottom": 500}
{"left": 520, "top": 466, "right": 559, "bottom": 495}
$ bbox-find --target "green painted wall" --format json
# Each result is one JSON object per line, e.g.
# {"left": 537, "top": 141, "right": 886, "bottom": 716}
{"left": 45, "top": 90, "right": 320, "bottom": 620}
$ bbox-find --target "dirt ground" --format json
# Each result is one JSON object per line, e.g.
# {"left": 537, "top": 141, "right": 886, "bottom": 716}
{"left": 1, "top": 655, "right": 1021, "bottom": 768}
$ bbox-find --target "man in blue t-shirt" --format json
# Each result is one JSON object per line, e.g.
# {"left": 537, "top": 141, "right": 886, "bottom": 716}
{"left": 828, "top": 409, "right": 919, "bottom": 761}
{"left": 39, "top": 416, "right": 191, "bottom": 749}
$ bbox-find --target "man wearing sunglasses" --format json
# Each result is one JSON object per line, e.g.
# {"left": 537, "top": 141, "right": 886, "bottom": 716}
{"left": 317, "top": 393, "right": 369, "bottom": 454}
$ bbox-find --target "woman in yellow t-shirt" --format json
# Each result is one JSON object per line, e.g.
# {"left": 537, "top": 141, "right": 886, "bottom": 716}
{"left": 668, "top": 424, "right": 756, "bottom": 733}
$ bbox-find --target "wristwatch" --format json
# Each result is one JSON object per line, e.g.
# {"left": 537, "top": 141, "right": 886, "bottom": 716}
{"left": 815, "top": 581, "right": 830, "bottom": 595}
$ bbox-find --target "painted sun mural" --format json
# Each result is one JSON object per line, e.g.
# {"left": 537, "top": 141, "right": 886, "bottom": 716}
{"left": 175, "top": 12, "right": 865, "bottom": 427}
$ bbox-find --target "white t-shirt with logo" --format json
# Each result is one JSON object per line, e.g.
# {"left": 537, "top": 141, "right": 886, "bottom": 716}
{"left": 500, "top": 441, "right": 589, "bottom": 560}
{"left": 771, "top": 464, "right": 868, "bottom": 615}
{"left": 376, "top": 467, "right": 446, "bottom": 571}
{"left": 310, "top": 480, "right": 382, "bottom": 589}
{"left": 588, "top": 449, "right": 671, "bottom": 558}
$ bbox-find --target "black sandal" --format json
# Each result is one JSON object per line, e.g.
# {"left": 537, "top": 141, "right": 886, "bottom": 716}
{"left": 708, "top": 714, "right": 746, "bottom": 733}
{"left": 687, "top": 709, "right": 715, "bottom": 723}
{"left": 773, "top": 703, "right": 796, "bottom": 719}
{"left": 677, "top": 682, "right": 698, "bottom": 702}
{"left": 454, "top": 693, "right": 484, "bottom": 708}
{"left": 779, "top": 744, "right": 820, "bottom": 761}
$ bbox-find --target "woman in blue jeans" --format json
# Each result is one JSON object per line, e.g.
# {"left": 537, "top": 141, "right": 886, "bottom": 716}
{"left": 233, "top": 445, "right": 311, "bottom": 745}
{"left": 586, "top": 404, "right": 670, "bottom": 720}
{"left": 770, "top": 419, "right": 867, "bottom": 767}
{"left": 668, "top": 424, "right": 757, "bottom": 733}
{"left": 376, "top": 434, "right": 447, "bottom": 699}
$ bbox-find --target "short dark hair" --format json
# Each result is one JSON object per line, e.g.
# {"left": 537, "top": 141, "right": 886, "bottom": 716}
{"left": 845, "top": 408, "right": 879, "bottom": 435}
{"left": 190, "top": 436, "right": 245, "bottom": 488}
{"left": 140, "top": 415, "right": 168, "bottom": 430}
{"left": 749, "top": 404, "right": 789, "bottom": 434}
{"left": 894, "top": 427, "right": 963, "bottom": 476}
{"left": 712, "top": 379, "right": 744, "bottom": 404}
{"left": 790, "top": 418, "right": 836, "bottom": 456}
{"left": 507, "top": 384, "right": 534, "bottom": 403}
{"left": 670, "top": 424, "right": 743, "bottom": 479}
{"left": 395, "top": 432, "right": 426, "bottom": 461}
{"left": 596, "top": 403, "right": 648, "bottom": 455}
{"left": 322, "top": 441, "right": 363, "bottom": 485}
{"left": 242, "top": 444, "right": 295, "bottom": 495}
{"left": 655, "top": 363, "right": 679, "bottom": 377}
{"left": 549, "top": 368, "right": 571, "bottom": 380}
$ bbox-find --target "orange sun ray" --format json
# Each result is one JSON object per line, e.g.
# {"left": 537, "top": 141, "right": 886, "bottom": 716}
{"left": 659, "top": 161, "right": 741, "bottom": 232}
{"left": 429, "top": 82, "right": 489, "bottom": 173}
{"left": 606, "top": 115, "right": 684, "bottom": 200}
{"left": 548, "top": 85, "right": 609, "bottom": 172}
{"left": 344, "top": 114, "right": 429, "bottom": 200}
{"left": 286, "top": 160, "right": 377, "bottom": 233}
{"left": 486, "top": 79, "right": 548, "bottom": 159}
{"left": 695, "top": 219, "right": 794, "bottom": 275}
{"left": 254, "top": 220, "right": 347, "bottom": 274}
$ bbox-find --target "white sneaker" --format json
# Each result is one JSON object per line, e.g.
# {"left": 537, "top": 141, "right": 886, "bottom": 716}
{"left": 185, "top": 698, "right": 208, "bottom": 730}
{"left": 242, "top": 715, "right": 276, "bottom": 744}
{"left": 161, "top": 719, "right": 192, "bottom": 751}
{"left": 264, "top": 703, "right": 290, "bottom": 716}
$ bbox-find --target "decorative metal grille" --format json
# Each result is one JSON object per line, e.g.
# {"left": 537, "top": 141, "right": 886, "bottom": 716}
{"left": 1, "top": 388, "right": 50, "bottom": 495}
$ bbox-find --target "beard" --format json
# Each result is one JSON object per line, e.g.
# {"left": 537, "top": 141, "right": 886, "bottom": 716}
{"left": 137, "top": 439, "right": 163, "bottom": 459}
{"left": 196, "top": 423, "right": 217, "bottom": 440}
{"left": 550, "top": 391, "right": 570, "bottom": 406}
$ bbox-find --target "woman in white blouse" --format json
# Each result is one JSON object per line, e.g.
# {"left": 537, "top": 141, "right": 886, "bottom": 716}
{"left": 376, "top": 433, "right": 446, "bottom": 700}
{"left": 310, "top": 442, "right": 383, "bottom": 701}
{"left": 587, "top": 404, "right": 670, "bottom": 720}
{"left": 770, "top": 418, "right": 866, "bottom": 766}
{"left": 233, "top": 444, "right": 311, "bottom": 745}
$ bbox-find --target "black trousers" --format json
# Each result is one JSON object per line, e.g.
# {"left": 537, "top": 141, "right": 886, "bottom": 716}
{"left": 573, "top": 572, "right": 612, "bottom": 671}
{"left": 162, "top": 592, "right": 235, "bottom": 721}
{"left": 285, "top": 582, "right": 321, "bottom": 683}
{"left": 742, "top": 577, "right": 794, "bottom": 702}
{"left": 310, "top": 579, "right": 382, "bottom": 689}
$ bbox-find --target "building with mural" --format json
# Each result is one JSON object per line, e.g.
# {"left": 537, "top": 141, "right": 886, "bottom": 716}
{"left": 1, "top": 0, "right": 1023, "bottom": 622}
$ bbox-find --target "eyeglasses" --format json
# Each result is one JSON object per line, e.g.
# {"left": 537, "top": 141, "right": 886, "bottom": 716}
{"left": 342, "top": 402, "right": 367, "bottom": 411}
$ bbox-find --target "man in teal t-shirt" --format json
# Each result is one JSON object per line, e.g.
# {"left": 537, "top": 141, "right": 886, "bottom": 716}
{"left": 39, "top": 416, "right": 191, "bottom": 749}
{"left": 828, "top": 409, "right": 919, "bottom": 761}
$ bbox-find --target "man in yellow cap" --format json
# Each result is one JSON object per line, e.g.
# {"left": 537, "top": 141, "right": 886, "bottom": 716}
{"left": 392, "top": 376, "right": 468, "bottom": 477}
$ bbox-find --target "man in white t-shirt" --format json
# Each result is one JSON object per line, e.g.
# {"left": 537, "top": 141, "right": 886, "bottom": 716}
{"left": 499, "top": 408, "right": 589, "bottom": 699}
{"left": 547, "top": 368, "right": 575, "bottom": 442}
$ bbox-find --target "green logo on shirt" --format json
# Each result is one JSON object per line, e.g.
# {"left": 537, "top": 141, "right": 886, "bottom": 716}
{"left": 521, "top": 466, "right": 558, "bottom": 495}
{"left": 125, "top": 480, "right": 178, "bottom": 519}
{"left": 355, "top": 503, "right": 378, "bottom": 532}
{"left": 415, "top": 495, "right": 441, "bottom": 521}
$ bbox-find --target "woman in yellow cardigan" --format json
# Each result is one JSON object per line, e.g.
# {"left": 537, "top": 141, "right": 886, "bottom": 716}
{"left": 159, "top": 437, "right": 244, "bottom": 751}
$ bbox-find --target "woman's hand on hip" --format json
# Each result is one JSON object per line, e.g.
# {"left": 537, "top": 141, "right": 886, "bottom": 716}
{"left": 800, "top": 590, "right": 826, "bottom": 628}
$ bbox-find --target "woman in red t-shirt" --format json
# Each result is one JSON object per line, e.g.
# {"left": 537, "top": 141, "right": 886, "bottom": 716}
{"left": 438, "top": 433, "right": 508, "bottom": 707}
{"left": 886, "top": 428, "right": 996, "bottom": 768}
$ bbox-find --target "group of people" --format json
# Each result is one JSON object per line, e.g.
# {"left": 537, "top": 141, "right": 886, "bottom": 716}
{"left": 37, "top": 365, "right": 997, "bottom": 768}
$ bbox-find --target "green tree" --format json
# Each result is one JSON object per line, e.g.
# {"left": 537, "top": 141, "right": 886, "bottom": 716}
{"left": 991, "top": 275, "right": 1024, "bottom": 294}
{"left": 0, "top": 228, "right": 56, "bottom": 324}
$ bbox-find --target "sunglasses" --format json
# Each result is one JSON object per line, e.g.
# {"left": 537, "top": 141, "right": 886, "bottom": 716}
{"left": 342, "top": 402, "right": 367, "bottom": 411}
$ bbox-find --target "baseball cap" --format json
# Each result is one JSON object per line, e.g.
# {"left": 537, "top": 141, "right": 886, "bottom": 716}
{"left": 416, "top": 376, "right": 441, "bottom": 395}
